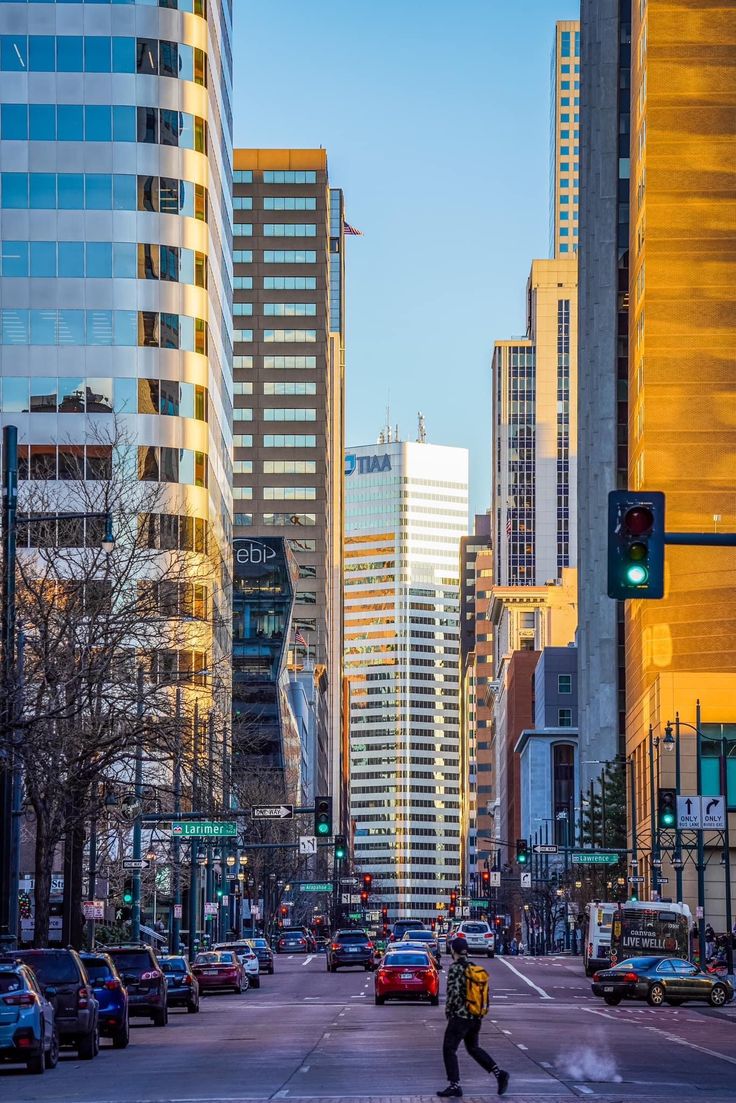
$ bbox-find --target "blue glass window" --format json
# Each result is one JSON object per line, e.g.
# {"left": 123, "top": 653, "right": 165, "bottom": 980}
{"left": 1, "top": 311, "right": 29, "bottom": 345}
{"left": 113, "top": 174, "right": 136, "bottom": 210}
{"left": 86, "top": 174, "right": 112, "bottom": 209}
{"left": 58, "top": 241, "right": 84, "bottom": 277}
{"left": 87, "top": 310, "right": 114, "bottom": 345}
{"left": 3, "top": 377, "right": 30, "bottom": 411}
{"left": 30, "top": 174, "right": 56, "bottom": 209}
{"left": 159, "top": 39, "right": 178, "bottom": 78}
{"left": 58, "top": 174, "right": 84, "bottom": 209}
{"left": 561, "top": 31, "right": 571, "bottom": 57}
{"left": 1, "top": 36, "right": 27, "bottom": 71}
{"left": 85, "top": 36, "right": 111, "bottom": 72}
{"left": 177, "top": 42, "right": 193, "bottom": 81}
{"left": 114, "top": 310, "right": 137, "bottom": 346}
{"left": 112, "top": 105, "right": 136, "bottom": 141}
{"left": 30, "top": 310, "right": 57, "bottom": 345}
{"left": 1, "top": 104, "right": 27, "bottom": 139}
{"left": 112, "top": 36, "right": 135, "bottom": 72}
{"left": 178, "top": 180, "right": 194, "bottom": 217}
{"left": 56, "top": 36, "right": 83, "bottom": 71}
{"left": 57, "top": 104, "right": 84, "bottom": 141}
{"left": 29, "top": 104, "right": 55, "bottom": 140}
{"left": 114, "top": 377, "right": 137, "bottom": 414}
{"left": 178, "top": 112, "right": 194, "bottom": 149}
{"left": 58, "top": 310, "right": 85, "bottom": 346}
{"left": 2, "top": 242, "right": 28, "bottom": 276}
{"left": 30, "top": 241, "right": 57, "bottom": 277}
{"left": 85, "top": 105, "right": 111, "bottom": 141}
{"left": 86, "top": 242, "right": 112, "bottom": 277}
{"left": 113, "top": 242, "right": 137, "bottom": 277}
{"left": 29, "top": 35, "right": 55, "bottom": 71}
{"left": 179, "top": 315, "right": 194, "bottom": 351}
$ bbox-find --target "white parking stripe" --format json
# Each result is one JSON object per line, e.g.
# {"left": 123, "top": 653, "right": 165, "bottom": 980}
{"left": 302, "top": 955, "right": 314, "bottom": 965}
{"left": 497, "top": 956, "right": 553, "bottom": 999}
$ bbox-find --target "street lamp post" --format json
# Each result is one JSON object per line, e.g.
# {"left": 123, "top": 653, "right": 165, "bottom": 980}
{"left": 131, "top": 664, "right": 145, "bottom": 942}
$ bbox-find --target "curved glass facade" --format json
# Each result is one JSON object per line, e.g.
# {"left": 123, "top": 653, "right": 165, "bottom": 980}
{"left": 0, "top": 0, "right": 233, "bottom": 686}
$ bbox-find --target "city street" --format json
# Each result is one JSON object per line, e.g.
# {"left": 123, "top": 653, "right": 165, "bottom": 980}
{"left": 3, "top": 953, "right": 735, "bottom": 1103}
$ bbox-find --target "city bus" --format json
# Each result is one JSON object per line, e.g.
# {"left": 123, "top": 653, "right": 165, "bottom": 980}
{"left": 609, "top": 901, "right": 692, "bottom": 966}
{"left": 583, "top": 902, "right": 616, "bottom": 976}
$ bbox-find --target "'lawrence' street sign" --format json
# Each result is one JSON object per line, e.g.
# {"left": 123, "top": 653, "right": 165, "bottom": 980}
{"left": 571, "top": 851, "right": 619, "bottom": 865}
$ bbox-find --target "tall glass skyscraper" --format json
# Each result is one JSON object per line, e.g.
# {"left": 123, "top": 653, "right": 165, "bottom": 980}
{"left": 0, "top": 0, "right": 234, "bottom": 680}
{"left": 344, "top": 438, "right": 468, "bottom": 920}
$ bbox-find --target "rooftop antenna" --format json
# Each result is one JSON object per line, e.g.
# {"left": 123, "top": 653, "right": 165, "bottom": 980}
{"left": 378, "top": 400, "right": 392, "bottom": 445}
{"left": 417, "top": 412, "right": 426, "bottom": 443}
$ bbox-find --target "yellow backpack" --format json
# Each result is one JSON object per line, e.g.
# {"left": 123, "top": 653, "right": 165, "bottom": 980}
{"left": 465, "top": 962, "right": 490, "bottom": 1017}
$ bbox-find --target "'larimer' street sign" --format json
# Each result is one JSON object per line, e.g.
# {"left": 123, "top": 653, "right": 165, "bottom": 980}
{"left": 170, "top": 821, "right": 237, "bottom": 837}
{"left": 571, "top": 852, "right": 619, "bottom": 865}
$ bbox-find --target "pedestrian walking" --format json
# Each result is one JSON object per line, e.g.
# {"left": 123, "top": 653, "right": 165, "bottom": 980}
{"left": 437, "top": 936, "right": 509, "bottom": 1098}
{"left": 705, "top": 923, "right": 716, "bottom": 961}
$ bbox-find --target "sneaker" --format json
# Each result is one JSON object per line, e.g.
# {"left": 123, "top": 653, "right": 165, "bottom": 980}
{"left": 437, "top": 1086, "right": 463, "bottom": 1098}
{"left": 496, "top": 1070, "right": 510, "bottom": 1096}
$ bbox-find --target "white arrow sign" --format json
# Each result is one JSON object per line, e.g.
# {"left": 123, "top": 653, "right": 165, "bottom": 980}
{"left": 299, "top": 835, "right": 317, "bottom": 855}
{"left": 701, "top": 794, "right": 726, "bottom": 829}
{"left": 252, "top": 805, "right": 294, "bottom": 819}
{"left": 122, "top": 859, "right": 150, "bottom": 871}
{"left": 520, "top": 872, "right": 532, "bottom": 889}
{"left": 490, "top": 871, "right": 501, "bottom": 887}
{"left": 677, "top": 794, "right": 701, "bottom": 829}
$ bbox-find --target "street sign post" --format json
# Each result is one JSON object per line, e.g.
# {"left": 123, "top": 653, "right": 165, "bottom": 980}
{"left": 299, "top": 835, "right": 317, "bottom": 855}
{"left": 533, "top": 844, "right": 559, "bottom": 854}
{"left": 122, "top": 858, "right": 150, "bottom": 871}
{"left": 570, "top": 852, "right": 619, "bottom": 865}
{"left": 82, "top": 901, "right": 104, "bottom": 919}
{"left": 252, "top": 805, "right": 294, "bottom": 820}
{"left": 171, "top": 821, "right": 237, "bottom": 837}
{"left": 490, "top": 871, "right": 501, "bottom": 887}
{"left": 701, "top": 795, "right": 726, "bottom": 829}
{"left": 677, "top": 795, "right": 701, "bottom": 829}
{"left": 629, "top": 876, "right": 645, "bottom": 883}
{"left": 520, "top": 872, "right": 532, "bottom": 888}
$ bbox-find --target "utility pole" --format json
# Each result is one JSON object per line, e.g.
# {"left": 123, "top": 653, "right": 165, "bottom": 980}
{"left": 131, "top": 664, "right": 144, "bottom": 941}
{"left": 188, "top": 700, "right": 200, "bottom": 956}
{"left": 0, "top": 425, "right": 18, "bottom": 948}
{"left": 7, "top": 629, "right": 24, "bottom": 948}
{"left": 171, "top": 686, "right": 182, "bottom": 952}
{"left": 696, "top": 700, "right": 706, "bottom": 967}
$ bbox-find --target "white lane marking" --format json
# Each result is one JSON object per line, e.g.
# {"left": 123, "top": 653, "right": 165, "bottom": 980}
{"left": 540, "top": 1061, "right": 553, "bottom": 1068}
{"left": 497, "top": 956, "right": 552, "bottom": 999}
{"left": 576, "top": 1087, "right": 594, "bottom": 1095}
{"left": 350, "top": 994, "right": 365, "bottom": 998}
{"left": 582, "top": 1006, "right": 736, "bottom": 1067}
{"left": 303, "top": 996, "right": 320, "bottom": 1000}
{"left": 502, "top": 1029, "right": 512, "bottom": 1035}
{"left": 302, "top": 955, "right": 314, "bottom": 965}
{"left": 517, "top": 1043, "right": 529, "bottom": 1050}
{"left": 299, "top": 1066, "right": 310, "bottom": 1073}
{"left": 323, "top": 1032, "right": 331, "bottom": 1038}
{"left": 287, "top": 955, "right": 294, "bottom": 960}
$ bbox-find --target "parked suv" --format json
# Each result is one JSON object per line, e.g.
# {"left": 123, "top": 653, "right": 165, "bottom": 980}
{"left": 454, "top": 920, "right": 496, "bottom": 958}
{"left": 104, "top": 945, "right": 167, "bottom": 1026}
{"left": 0, "top": 957, "right": 58, "bottom": 1074}
{"left": 15, "top": 949, "right": 98, "bottom": 1059}
{"left": 327, "top": 930, "right": 375, "bottom": 972}
{"left": 80, "top": 952, "right": 130, "bottom": 1047}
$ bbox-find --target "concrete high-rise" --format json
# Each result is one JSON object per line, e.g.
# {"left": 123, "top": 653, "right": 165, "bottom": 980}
{"left": 231, "top": 150, "right": 345, "bottom": 806}
{"left": 492, "top": 257, "right": 578, "bottom": 588}
{"left": 0, "top": 2, "right": 234, "bottom": 674}
{"left": 344, "top": 437, "right": 468, "bottom": 920}
{"left": 549, "top": 20, "right": 581, "bottom": 258}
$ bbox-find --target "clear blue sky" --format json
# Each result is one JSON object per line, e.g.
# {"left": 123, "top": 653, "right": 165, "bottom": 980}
{"left": 234, "top": 0, "right": 580, "bottom": 516}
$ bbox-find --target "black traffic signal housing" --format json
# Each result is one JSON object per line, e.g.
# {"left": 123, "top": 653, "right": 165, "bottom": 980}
{"left": 122, "top": 877, "right": 133, "bottom": 905}
{"left": 360, "top": 890, "right": 369, "bottom": 905}
{"left": 314, "top": 795, "right": 332, "bottom": 837}
{"left": 449, "top": 889, "right": 458, "bottom": 906}
{"left": 362, "top": 873, "right": 372, "bottom": 894}
{"left": 334, "top": 834, "right": 347, "bottom": 860}
{"left": 607, "top": 490, "right": 665, "bottom": 599}
{"left": 381, "top": 905, "right": 388, "bottom": 922}
{"left": 516, "top": 839, "right": 529, "bottom": 865}
{"left": 658, "top": 787, "right": 677, "bottom": 829}
{"left": 481, "top": 869, "right": 490, "bottom": 889}
{"left": 448, "top": 904, "right": 456, "bottom": 919}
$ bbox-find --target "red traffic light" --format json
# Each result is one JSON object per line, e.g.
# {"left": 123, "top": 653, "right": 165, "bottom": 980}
{"left": 360, "top": 890, "right": 369, "bottom": 904}
{"left": 281, "top": 906, "right": 288, "bottom": 916}
{"left": 481, "top": 870, "right": 490, "bottom": 885}
{"left": 450, "top": 889, "right": 457, "bottom": 904}
{"left": 362, "top": 873, "right": 373, "bottom": 891}
{"left": 623, "top": 506, "right": 654, "bottom": 536}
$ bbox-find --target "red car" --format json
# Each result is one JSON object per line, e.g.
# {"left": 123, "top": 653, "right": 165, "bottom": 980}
{"left": 374, "top": 950, "right": 440, "bottom": 1005}
{"left": 191, "top": 952, "right": 246, "bottom": 994}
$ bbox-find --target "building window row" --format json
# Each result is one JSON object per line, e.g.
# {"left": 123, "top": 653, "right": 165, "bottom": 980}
{"left": 262, "top": 197, "right": 317, "bottom": 210}
{"left": 0, "top": 239, "right": 206, "bottom": 286}
{"left": 0, "top": 309, "right": 206, "bottom": 351}
{"left": 0, "top": 375, "right": 207, "bottom": 419}
{"left": 262, "top": 224, "right": 317, "bottom": 237}
{"left": 0, "top": 173, "right": 208, "bottom": 219}
{"left": 263, "top": 329, "right": 317, "bottom": 343}
{"left": 138, "top": 446, "right": 207, "bottom": 487}
{"left": 139, "top": 512, "right": 209, "bottom": 553}
{"left": 261, "top": 250, "right": 317, "bottom": 264}
{"left": 138, "top": 580, "right": 209, "bottom": 621}
{"left": 1, "top": 103, "right": 207, "bottom": 151}
{"left": 10, "top": 0, "right": 206, "bottom": 11}
{"left": 262, "top": 277, "right": 316, "bottom": 290}
{"left": 0, "top": 36, "right": 206, "bottom": 84}
{"left": 263, "top": 303, "right": 317, "bottom": 316}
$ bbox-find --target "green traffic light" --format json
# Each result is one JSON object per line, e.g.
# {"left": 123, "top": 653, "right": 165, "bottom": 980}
{"left": 317, "top": 821, "right": 329, "bottom": 835}
{"left": 122, "top": 892, "right": 132, "bottom": 904}
{"left": 626, "top": 563, "right": 648, "bottom": 585}
{"left": 518, "top": 854, "right": 527, "bottom": 864}
{"left": 661, "top": 811, "right": 675, "bottom": 827}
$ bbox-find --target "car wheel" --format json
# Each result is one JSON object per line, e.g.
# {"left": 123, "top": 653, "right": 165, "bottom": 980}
{"left": 603, "top": 995, "right": 622, "bottom": 1006}
{"left": 152, "top": 1006, "right": 168, "bottom": 1027}
{"left": 112, "top": 1019, "right": 130, "bottom": 1049}
{"left": 364, "top": 964, "right": 372, "bottom": 971}
{"left": 93, "top": 1028, "right": 100, "bottom": 1057}
{"left": 78, "top": 1029, "right": 97, "bottom": 1060}
{"left": 46, "top": 1028, "right": 59, "bottom": 1069}
{"left": 488, "top": 951, "right": 495, "bottom": 959}
{"left": 647, "top": 983, "right": 665, "bottom": 1007}
{"left": 430, "top": 995, "right": 440, "bottom": 1006}
{"left": 251, "top": 975, "right": 260, "bottom": 988}
{"left": 242, "top": 975, "right": 250, "bottom": 991}
{"left": 375, "top": 995, "right": 385, "bottom": 1005}
{"left": 187, "top": 999, "right": 200, "bottom": 1013}
{"left": 27, "top": 1050, "right": 45, "bottom": 1075}
{"left": 709, "top": 985, "right": 728, "bottom": 1008}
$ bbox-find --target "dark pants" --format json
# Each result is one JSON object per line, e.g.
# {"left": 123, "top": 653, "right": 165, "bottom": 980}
{"left": 443, "top": 1015, "right": 498, "bottom": 1084}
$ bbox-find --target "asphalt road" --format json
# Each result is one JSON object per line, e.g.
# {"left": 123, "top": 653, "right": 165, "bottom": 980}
{"left": 3, "top": 950, "right": 736, "bottom": 1103}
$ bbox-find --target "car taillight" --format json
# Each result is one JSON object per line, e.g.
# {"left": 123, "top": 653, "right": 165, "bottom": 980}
{"left": 331, "top": 943, "right": 340, "bottom": 951}
{"left": 377, "top": 970, "right": 387, "bottom": 981}
{"left": 592, "top": 972, "right": 601, "bottom": 983}
{"left": 366, "top": 941, "right": 374, "bottom": 949}
{"left": 623, "top": 972, "right": 639, "bottom": 982}
{"left": 3, "top": 992, "right": 37, "bottom": 1007}
{"left": 484, "top": 932, "right": 494, "bottom": 939}
{"left": 78, "top": 985, "right": 89, "bottom": 1008}
{"left": 104, "top": 978, "right": 121, "bottom": 990}
{"left": 185, "top": 974, "right": 194, "bottom": 984}
{"left": 140, "top": 970, "right": 161, "bottom": 981}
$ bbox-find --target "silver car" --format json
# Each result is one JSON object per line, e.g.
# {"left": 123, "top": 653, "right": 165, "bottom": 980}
{"left": 454, "top": 921, "right": 495, "bottom": 958}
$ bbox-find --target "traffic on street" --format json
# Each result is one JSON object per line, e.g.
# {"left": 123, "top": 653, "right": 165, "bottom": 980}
{"left": 3, "top": 948, "right": 736, "bottom": 1102}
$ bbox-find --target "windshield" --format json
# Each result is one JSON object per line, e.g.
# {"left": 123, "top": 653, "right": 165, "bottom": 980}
{"left": 0, "top": 974, "right": 24, "bottom": 993}
{"left": 385, "top": 953, "right": 430, "bottom": 967}
{"left": 82, "top": 959, "right": 114, "bottom": 984}
{"left": 612, "top": 957, "right": 661, "bottom": 970}
{"left": 337, "top": 933, "right": 368, "bottom": 943}
{"left": 16, "top": 951, "right": 80, "bottom": 984}
{"left": 403, "top": 931, "right": 433, "bottom": 941}
{"left": 107, "top": 951, "right": 155, "bottom": 973}
{"left": 460, "top": 923, "right": 488, "bottom": 934}
{"left": 160, "top": 958, "right": 187, "bottom": 973}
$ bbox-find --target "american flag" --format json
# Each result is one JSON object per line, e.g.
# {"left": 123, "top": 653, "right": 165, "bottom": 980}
{"left": 506, "top": 511, "right": 512, "bottom": 538}
{"left": 295, "top": 627, "right": 308, "bottom": 648}
{"left": 343, "top": 221, "right": 363, "bottom": 236}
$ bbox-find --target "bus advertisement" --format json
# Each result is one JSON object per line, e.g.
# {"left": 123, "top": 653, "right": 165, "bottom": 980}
{"left": 609, "top": 902, "right": 692, "bottom": 966}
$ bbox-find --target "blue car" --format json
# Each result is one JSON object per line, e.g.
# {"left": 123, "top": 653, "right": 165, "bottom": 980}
{"left": 0, "top": 957, "right": 58, "bottom": 1074}
{"left": 80, "top": 953, "right": 130, "bottom": 1048}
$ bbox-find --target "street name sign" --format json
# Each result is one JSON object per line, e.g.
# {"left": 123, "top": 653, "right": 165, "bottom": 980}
{"left": 677, "top": 795, "right": 701, "bottom": 829}
{"left": 656, "top": 876, "right": 669, "bottom": 884}
{"left": 171, "top": 821, "right": 237, "bottom": 837}
{"left": 533, "top": 844, "right": 558, "bottom": 854}
{"left": 298, "top": 882, "right": 332, "bottom": 893}
{"left": 471, "top": 898, "right": 490, "bottom": 907}
{"left": 122, "top": 858, "right": 150, "bottom": 870}
{"left": 571, "top": 852, "right": 619, "bottom": 865}
{"left": 252, "top": 805, "right": 294, "bottom": 820}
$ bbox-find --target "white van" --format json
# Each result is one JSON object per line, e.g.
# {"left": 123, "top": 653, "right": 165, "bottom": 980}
{"left": 583, "top": 902, "right": 616, "bottom": 976}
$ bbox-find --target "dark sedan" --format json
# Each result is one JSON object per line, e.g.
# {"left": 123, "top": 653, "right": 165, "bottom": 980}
{"left": 592, "top": 956, "right": 734, "bottom": 1008}
{"left": 275, "top": 928, "right": 315, "bottom": 954}
{"left": 246, "top": 939, "right": 274, "bottom": 974}
{"left": 158, "top": 956, "right": 200, "bottom": 1013}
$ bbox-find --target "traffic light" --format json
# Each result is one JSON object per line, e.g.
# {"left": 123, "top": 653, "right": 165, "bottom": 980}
{"left": 449, "top": 889, "right": 458, "bottom": 906}
{"left": 314, "top": 795, "right": 332, "bottom": 837}
{"left": 658, "top": 787, "right": 677, "bottom": 829}
{"left": 516, "top": 839, "right": 529, "bottom": 865}
{"left": 362, "top": 873, "right": 373, "bottom": 894}
{"left": 334, "top": 834, "right": 347, "bottom": 860}
{"left": 122, "top": 877, "right": 133, "bottom": 905}
{"left": 607, "top": 490, "right": 665, "bottom": 599}
{"left": 360, "top": 890, "right": 369, "bottom": 905}
{"left": 481, "top": 869, "right": 490, "bottom": 889}
{"left": 281, "top": 906, "right": 288, "bottom": 917}
{"left": 448, "top": 905, "right": 456, "bottom": 919}
{"left": 381, "top": 905, "right": 388, "bottom": 922}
